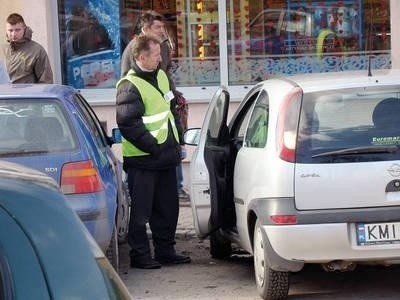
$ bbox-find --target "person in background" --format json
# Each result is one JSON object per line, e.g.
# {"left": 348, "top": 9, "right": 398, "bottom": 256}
{"left": 121, "top": 10, "right": 190, "bottom": 201}
{"left": 116, "top": 34, "right": 191, "bottom": 269}
{"left": 2, "top": 13, "right": 53, "bottom": 83}
{"left": 121, "top": 10, "right": 171, "bottom": 77}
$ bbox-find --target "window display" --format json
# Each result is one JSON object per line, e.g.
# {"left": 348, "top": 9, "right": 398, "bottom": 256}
{"left": 227, "top": 0, "right": 391, "bottom": 84}
{"left": 58, "top": 0, "right": 121, "bottom": 89}
{"left": 57, "top": 0, "right": 391, "bottom": 89}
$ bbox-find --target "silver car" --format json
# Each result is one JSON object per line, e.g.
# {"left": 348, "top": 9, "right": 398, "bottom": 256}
{"left": 186, "top": 69, "right": 400, "bottom": 299}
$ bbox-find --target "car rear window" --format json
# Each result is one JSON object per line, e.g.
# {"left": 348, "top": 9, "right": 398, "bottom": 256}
{"left": 0, "top": 99, "right": 77, "bottom": 155}
{"left": 296, "top": 87, "right": 400, "bottom": 163}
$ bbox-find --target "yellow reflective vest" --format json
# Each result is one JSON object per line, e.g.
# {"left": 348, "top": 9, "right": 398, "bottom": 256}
{"left": 117, "top": 69, "right": 179, "bottom": 157}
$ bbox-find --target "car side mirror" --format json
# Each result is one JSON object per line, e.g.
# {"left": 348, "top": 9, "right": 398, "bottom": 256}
{"left": 112, "top": 128, "right": 123, "bottom": 144}
{"left": 184, "top": 128, "right": 201, "bottom": 146}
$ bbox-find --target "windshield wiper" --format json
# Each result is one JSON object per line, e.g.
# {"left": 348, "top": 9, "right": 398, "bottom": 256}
{"left": 312, "top": 145, "right": 399, "bottom": 158}
{"left": 0, "top": 149, "right": 49, "bottom": 156}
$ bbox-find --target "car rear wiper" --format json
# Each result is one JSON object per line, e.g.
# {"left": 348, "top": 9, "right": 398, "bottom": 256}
{"left": 0, "top": 149, "right": 49, "bottom": 156}
{"left": 312, "top": 145, "right": 399, "bottom": 158}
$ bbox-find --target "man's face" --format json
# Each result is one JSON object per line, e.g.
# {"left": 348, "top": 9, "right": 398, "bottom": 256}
{"left": 6, "top": 22, "right": 25, "bottom": 42}
{"left": 139, "top": 41, "right": 161, "bottom": 71}
{"left": 143, "top": 20, "right": 165, "bottom": 40}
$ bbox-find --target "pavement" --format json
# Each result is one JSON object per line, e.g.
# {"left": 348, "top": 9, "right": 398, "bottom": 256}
{"left": 176, "top": 198, "right": 197, "bottom": 240}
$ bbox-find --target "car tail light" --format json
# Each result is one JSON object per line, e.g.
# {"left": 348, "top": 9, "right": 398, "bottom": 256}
{"left": 270, "top": 215, "right": 298, "bottom": 225}
{"left": 61, "top": 160, "right": 104, "bottom": 194}
{"left": 276, "top": 87, "right": 302, "bottom": 162}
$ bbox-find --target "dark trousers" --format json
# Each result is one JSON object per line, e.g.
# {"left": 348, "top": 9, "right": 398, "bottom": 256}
{"left": 127, "top": 167, "right": 179, "bottom": 260}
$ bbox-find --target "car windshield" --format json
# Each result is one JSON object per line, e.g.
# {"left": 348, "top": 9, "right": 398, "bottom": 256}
{"left": 0, "top": 99, "right": 77, "bottom": 155}
{"left": 296, "top": 87, "right": 400, "bottom": 163}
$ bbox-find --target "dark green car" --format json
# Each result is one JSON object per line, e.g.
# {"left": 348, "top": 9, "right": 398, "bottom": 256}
{"left": 0, "top": 161, "right": 131, "bottom": 299}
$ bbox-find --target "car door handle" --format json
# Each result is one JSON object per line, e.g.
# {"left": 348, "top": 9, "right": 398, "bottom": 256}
{"left": 203, "top": 189, "right": 210, "bottom": 194}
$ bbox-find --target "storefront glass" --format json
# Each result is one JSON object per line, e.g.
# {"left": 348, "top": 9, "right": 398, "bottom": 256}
{"left": 58, "top": 0, "right": 121, "bottom": 89}
{"left": 57, "top": 0, "right": 391, "bottom": 89}
{"left": 226, "top": 0, "right": 391, "bottom": 85}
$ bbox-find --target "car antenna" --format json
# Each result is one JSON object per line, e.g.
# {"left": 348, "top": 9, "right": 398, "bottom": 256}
{"left": 368, "top": 56, "right": 372, "bottom": 77}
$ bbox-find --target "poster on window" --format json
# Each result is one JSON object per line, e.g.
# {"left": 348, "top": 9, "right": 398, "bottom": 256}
{"left": 59, "top": 0, "right": 120, "bottom": 89}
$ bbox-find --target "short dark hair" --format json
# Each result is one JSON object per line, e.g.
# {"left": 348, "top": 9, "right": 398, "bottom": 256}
{"left": 6, "top": 13, "right": 25, "bottom": 26}
{"left": 132, "top": 34, "right": 161, "bottom": 60}
{"left": 140, "top": 10, "right": 164, "bottom": 29}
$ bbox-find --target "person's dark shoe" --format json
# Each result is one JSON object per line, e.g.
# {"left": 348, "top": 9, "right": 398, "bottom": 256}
{"left": 155, "top": 253, "right": 191, "bottom": 265}
{"left": 130, "top": 257, "right": 161, "bottom": 269}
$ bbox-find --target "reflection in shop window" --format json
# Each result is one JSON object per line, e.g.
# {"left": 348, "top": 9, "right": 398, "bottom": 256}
{"left": 58, "top": 0, "right": 121, "bottom": 89}
{"left": 227, "top": 0, "right": 391, "bottom": 85}
{"left": 57, "top": 0, "right": 391, "bottom": 89}
{"left": 119, "top": 0, "right": 220, "bottom": 86}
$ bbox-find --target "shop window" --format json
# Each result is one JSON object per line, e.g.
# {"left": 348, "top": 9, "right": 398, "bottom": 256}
{"left": 58, "top": 0, "right": 121, "bottom": 89}
{"left": 227, "top": 0, "right": 391, "bottom": 85}
{"left": 57, "top": 0, "right": 391, "bottom": 90}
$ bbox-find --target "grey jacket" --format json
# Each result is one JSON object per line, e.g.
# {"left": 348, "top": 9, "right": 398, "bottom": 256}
{"left": 120, "top": 36, "right": 172, "bottom": 77}
{"left": 3, "top": 26, "right": 53, "bottom": 83}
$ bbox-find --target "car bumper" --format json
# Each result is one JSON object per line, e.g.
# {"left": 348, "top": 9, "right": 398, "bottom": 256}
{"left": 65, "top": 192, "right": 116, "bottom": 251}
{"left": 249, "top": 197, "right": 400, "bottom": 270}
{"left": 82, "top": 215, "right": 113, "bottom": 251}
{"left": 264, "top": 223, "right": 400, "bottom": 263}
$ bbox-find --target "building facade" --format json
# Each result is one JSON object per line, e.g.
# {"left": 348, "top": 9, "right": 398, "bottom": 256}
{"left": 1, "top": 0, "right": 400, "bottom": 188}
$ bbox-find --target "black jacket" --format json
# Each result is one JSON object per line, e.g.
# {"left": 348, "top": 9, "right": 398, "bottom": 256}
{"left": 116, "top": 62, "right": 183, "bottom": 170}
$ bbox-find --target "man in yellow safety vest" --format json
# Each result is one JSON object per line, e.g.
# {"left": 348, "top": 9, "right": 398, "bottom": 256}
{"left": 116, "top": 34, "right": 191, "bottom": 269}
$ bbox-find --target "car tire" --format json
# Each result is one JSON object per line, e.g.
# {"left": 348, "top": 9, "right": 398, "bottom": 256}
{"left": 253, "top": 219, "right": 289, "bottom": 300}
{"left": 117, "top": 184, "right": 130, "bottom": 244}
{"left": 210, "top": 230, "right": 232, "bottom": 259}
{"left": 106, "top": 225, "right": 119, "bottom": 272}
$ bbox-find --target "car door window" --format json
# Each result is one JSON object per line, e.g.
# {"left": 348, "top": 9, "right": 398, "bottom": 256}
{"left": 229, "top": 89, "right": 263, "bottom": 142}
{"left": 206, "top": 91, "right": 229, "bottom": 144}
{"left": 73, "top": 94, "right": 108, "bottom": 149}
{"left": 244, "top": 91, "right": 269, "bottom": 148}
{"left": 235, "top": 106, "right": 253, "bottom": 141}
{"left": 73, "top": 94, "right": 113, "bottom": 170}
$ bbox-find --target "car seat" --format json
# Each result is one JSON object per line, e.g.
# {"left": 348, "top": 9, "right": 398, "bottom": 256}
{"left": 23, "top": 117, "right": 64, "bottom": 151}
{"left": 372, "top": 97, "right": 400, "bottom": 133}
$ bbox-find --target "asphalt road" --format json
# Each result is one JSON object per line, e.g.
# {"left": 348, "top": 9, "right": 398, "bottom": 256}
{"left": 119, "top": 237, "right": 400, "bottom": 300}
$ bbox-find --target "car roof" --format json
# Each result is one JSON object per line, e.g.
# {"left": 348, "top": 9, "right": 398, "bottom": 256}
{"left": 0, "top": 83, "right": 76, "bottom": 99}
{"left": 275, "top": 69, "right": 400, "bottom": 93}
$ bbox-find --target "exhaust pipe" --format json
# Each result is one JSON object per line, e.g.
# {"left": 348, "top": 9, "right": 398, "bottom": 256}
{"left": 321, "top": 260, "right": 357, "bottom": 272}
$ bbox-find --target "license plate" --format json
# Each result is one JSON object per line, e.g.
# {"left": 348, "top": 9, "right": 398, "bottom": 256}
{"left": 356, "top": 222, "right": 400, "bottom": 245}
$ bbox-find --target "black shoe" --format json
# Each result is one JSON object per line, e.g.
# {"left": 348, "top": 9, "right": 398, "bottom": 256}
{"left": 155, "top": 253, "right": 191, "bottom": 265}
{"left": 130, "top": 257, "right": 161, "bottom": 269}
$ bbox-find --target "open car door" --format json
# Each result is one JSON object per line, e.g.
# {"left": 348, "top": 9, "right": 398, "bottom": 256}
{"left": 189, "top": 87, "right": 232, "bottom": 238}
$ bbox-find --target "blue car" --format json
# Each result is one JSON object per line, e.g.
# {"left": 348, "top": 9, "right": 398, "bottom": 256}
{"left": 0, "top": 160, "right": 132, "bottom": 299}
{"left": 0, "top": 84, "right": 129, "bottom": 270}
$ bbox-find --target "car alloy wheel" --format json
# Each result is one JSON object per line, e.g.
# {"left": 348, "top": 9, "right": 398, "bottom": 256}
{"left": 117, "top": 184, "right": 130, "bottom": 244}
